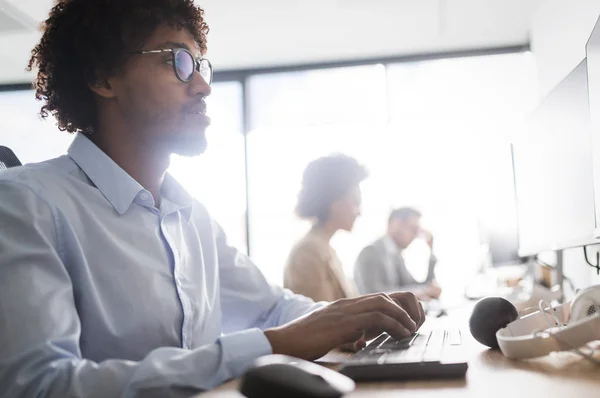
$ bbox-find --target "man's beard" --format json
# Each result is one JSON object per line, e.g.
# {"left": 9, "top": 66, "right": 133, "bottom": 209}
{"left": 169, "top": 131, "right": 208, "bottom": 157}
{"left": 123, "top": 97, "right": 209, "bottom": 157}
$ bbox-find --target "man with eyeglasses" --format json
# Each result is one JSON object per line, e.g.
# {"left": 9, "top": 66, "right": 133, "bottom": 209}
{"left": 0, "top": 1, "right": 423, "bottom": 397}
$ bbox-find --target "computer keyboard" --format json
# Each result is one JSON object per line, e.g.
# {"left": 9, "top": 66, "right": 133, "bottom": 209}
{"left": 338, "top": 328, "right": 469, "bottom": 381}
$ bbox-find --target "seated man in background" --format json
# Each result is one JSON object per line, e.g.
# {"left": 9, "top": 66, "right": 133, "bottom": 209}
{"left": 284, "top": 154, "right": 365, "bottom": 302}
{"left": 354, "top": 207, "right": 442, "bottom": 301}
{"left": 0, "top": 1, "right": 425, "bottom": 397}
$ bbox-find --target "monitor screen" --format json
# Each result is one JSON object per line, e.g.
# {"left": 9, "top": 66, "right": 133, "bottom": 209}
{"left": 586, "top": 15, "right": 600, "bottom": 237}
{"left": 512, "top": 59, "right": 597, "bottom": 256}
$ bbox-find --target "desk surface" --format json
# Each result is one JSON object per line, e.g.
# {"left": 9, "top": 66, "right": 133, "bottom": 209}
{"left": 197, "top": 311, "right": 600, "bottom": 398}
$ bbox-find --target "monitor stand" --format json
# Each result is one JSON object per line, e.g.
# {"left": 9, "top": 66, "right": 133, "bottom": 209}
{"left": 464, "top": 250, "right": 565, "bottom": 309}
{"left": 556, "top": 249, "right": 565, "bottom": 302}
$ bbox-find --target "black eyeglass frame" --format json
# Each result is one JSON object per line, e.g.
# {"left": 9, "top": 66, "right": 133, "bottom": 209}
{"left": 134, "top": 48, "right": 213, "bottom": 84}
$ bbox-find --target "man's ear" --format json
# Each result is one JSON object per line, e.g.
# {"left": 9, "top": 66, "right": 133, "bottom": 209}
{"left": 89, "top": 77, "right": 117, "bottom": 99}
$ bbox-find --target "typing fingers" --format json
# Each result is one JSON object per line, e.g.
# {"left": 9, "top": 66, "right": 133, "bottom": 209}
{"left": 388, "top": 292, "right": 424, "bottom": 328}
{"left": 346, "top": 294, "right": 417, "bottom": 333}
{"left": 351, "top": 311, "right": 412, "bottom": 341}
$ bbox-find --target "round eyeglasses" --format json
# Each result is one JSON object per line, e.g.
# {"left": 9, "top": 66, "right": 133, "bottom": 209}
{"left": 135, "top": 48, "right": 213, "bottom": 85}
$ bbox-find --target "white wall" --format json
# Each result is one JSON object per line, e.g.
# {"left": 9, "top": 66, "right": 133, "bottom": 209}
{"left": 531, "top": 0, "right": 600, "bottom": 291}
{"left": 531, "top": 0, "right": 600, "bottom": 98}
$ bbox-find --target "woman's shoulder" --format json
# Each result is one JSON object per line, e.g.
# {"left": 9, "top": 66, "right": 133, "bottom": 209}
{"left": 287, "top": 233, "right": 331, "bottom": 262}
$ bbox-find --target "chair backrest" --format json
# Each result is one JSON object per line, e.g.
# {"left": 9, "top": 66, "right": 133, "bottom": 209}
{"left": 0, "top": 146, "right": 22, "bottom": 171}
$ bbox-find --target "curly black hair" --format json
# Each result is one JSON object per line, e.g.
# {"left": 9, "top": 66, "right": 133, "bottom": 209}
{"left": 296, "top": 154, "right": 368, "bottom": 222}
{"left": 27, "top": 0, "right": 209, "bottom": 134}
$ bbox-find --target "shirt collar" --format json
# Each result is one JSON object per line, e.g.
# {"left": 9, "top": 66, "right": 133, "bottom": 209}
{"left": 68, "top": 133, "right": 193, "bottom": 220}
{"left": 68, "top": 133, "right": 144, "bottom": 215}
{"left": 161, "top": 173, "right": 194, "bottom": 221}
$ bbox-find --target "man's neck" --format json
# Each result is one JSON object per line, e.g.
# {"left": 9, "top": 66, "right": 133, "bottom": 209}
{"left": 385, "top": 233, "right": 404, "bottom": 251}
{"left": 89, "top": 129, "right": 170, "bottom": 206}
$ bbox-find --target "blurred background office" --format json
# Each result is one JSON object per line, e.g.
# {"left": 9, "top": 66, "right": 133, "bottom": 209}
{"left": 2, "top": 0, "right": 600, "bottom": 305}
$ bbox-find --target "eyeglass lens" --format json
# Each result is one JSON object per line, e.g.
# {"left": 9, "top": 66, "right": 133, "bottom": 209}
{"left": 174, "top": 50, "right": 212, "bottom": 84}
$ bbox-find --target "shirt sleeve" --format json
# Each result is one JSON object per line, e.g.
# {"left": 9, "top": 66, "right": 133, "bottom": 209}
{"left": 214, "top": 222, "right": 325, "bottom": 334}
{"left": 0, "top": 181, "right": 282, "bottom": 398}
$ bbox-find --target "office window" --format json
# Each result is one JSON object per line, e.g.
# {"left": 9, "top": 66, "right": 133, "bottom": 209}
{"left": 245, "top": 53, "right": 537, "bottom": 299}
{"left": 168, "top": 81, "right": 248, "bottom": 253}
{"left": 246, "top": 65, "right": 390, "bottom": 285}
{"left": 248, "top": 64, "right": 388, "bottom": 130}
{"left": 386, "top": 52, "right": 537, "bottom": 298}
{"left": 0, "top": 90, "right": 74, "bottom": 163}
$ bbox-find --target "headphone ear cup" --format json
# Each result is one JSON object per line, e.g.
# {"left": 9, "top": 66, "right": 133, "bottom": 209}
{"left": 569, "top": 285, "right": 600, "bottom": 322}
{"left": 469, "top": 297, "right": 519, "bottom": 349}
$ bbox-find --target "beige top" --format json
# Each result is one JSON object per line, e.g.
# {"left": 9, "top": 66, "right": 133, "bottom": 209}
{"left": 284, "top": 228, "right": 358, "bottom": 302}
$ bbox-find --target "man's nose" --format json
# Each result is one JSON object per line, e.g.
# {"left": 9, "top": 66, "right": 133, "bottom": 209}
{"left": 189, "top": 71, "right": 212, "bottom": 98}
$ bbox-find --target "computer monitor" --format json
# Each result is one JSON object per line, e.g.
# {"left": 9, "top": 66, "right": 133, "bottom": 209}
{"left": 477, "top": 150, "right": 524, "bottom": 268}
{"left": 512, "top": 59, "right": 597, "bottom": 257}
{"left": 487, "top": 229, "right": 523, "bottom": 267}
{"left": 586, "top": 15, "right": 600, "bottom": 237}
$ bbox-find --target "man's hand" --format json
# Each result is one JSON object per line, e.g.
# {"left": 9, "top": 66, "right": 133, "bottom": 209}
{"left": 421, "top": 229, "right": 434, "bottom": 250}
{"left": 264, "top": 292, "right": 425, "bottom": 360}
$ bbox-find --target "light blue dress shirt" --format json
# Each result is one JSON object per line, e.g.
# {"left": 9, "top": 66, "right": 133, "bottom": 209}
{"left": 0, "top": 133, "right": 322, "bottom": 398}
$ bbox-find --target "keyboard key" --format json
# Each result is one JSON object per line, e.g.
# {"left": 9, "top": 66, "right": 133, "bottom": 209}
{"left": 378, "top": 333, "right": 418, "bottom": 350}
{"left": 354, "top": 348, "right": 389, "bottom": 361}
{"left": 447, "top": 329, "right": 462, "bottom": 346}
{"left": 370, "top": 333, "right": 392, "bottom": 349}
{"left": 410, "top": 331, "right": 431, "bottom": 347}
{"left": 426, "top": 330, "right": 446, "bottom": 349}
{"left": 385, "top": 346, "right": 425, "bottom": 363}
{"left": 422, "top": 330, "right": 445, "bottom": 362}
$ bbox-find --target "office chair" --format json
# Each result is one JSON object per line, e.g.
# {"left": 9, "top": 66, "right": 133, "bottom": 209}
{"left": 0, "top": 146, "right": 22, "bottom": 171}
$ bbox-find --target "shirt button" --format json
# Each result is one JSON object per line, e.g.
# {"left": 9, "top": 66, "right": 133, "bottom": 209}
{"left": 139, "top": 192, "right": 150, "bottom": 201}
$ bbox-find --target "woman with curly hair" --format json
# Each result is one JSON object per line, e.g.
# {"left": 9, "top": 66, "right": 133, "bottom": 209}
{"left": 0, "top": 1, "right": 424, "bottom": 396}
{"left": 284, "top": 154, "right": 368, "bottom": 302}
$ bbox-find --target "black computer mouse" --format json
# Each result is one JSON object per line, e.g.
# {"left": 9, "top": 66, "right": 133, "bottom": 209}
{"left": 239, "top": 354, "right": 355, "bottom": 398}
